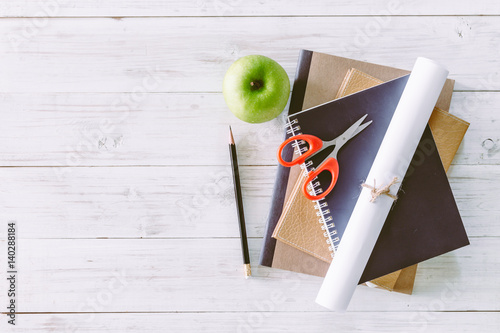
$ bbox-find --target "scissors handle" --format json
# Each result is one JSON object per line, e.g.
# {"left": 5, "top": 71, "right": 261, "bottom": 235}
{"left": 277, "top": 134, "right": 324, "bottom": 167}
{"left": 302, "top": 158, "right": 339, "bottom": 201}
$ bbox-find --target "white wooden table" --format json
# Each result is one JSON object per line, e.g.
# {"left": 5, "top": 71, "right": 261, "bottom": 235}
{"left": 1, "top": 1, "right": 499, "bottom": 332}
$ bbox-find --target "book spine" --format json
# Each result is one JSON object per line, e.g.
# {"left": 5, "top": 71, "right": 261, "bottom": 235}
{"left": 259, "top": 49, "right": 313, "bottom": 267}
{"left": 285, "top": 119, "right": 339, "bottom": 257}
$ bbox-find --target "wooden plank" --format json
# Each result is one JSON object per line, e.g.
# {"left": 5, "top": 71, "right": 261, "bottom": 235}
{"left": 0, "top": 92, "right": 285, "bottom": 167}
{"left": 449, "top": 92, "right": 500, "bottom": 165}
{"left": 0, "top": 164, "right": 496, "bottom": 239}
{"left": 0, "top": 92, "right": 498, "bottom": 167}
{"left": 1, "top": 312, "right": 499, "bottom": 332}
{"left": 1, "top": 17, "right": 499, "bottom": 93}
{"left": 2, "top": 0, "right": 499, "bottom": 17}
{"left": 0, "top": 237, "right": 497, "bottom": 313}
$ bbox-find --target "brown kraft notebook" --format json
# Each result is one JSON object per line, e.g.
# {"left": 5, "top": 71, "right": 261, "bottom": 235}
{"left": 272, "top": 68, "right": 469, "bottom": 293}
{"left": 260, "top": 50, "right": 456, "bottom": 268}
{"left": 262, "top": 51, "right": 467, "bottom": 294}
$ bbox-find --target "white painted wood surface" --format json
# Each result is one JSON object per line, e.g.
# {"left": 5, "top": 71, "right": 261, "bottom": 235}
{"left": 0, "top": 1, "right": 499, "bottom": 332}
{"left": 1, "top": 17, "right": 499, "bottom": 93}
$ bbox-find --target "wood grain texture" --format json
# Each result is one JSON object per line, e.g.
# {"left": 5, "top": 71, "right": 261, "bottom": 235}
{"left": 0, "top": 92, "right": 285, "bottom": 166}
{"left": 0, "top": 165, "right": 497, "bottom": 239}
{"left": 0, "top": 238, "right": 497, "bottom": 313}
{"left": 0, "top": 2, "right": 498, "bottom": 331}
{"left": 2, "top": 0, "right": 499, "bottom": 17}
{"left": 1, "top": 17, "right": 499, "bottom": 93}
{"left": 0, "top": 92, "right": 498, "bottom": 166}
{"left": 1, "top": 312, "right": 499, "bottom": 333}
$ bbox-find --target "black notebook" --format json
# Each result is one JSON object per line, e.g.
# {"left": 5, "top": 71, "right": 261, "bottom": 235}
{"left": 286, "top": 75, "right": 469, "bottom": 282}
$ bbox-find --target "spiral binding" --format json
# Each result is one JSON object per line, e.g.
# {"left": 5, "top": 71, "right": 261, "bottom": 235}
{"left": 284, "top": 118, "right": 339, "bottom": 256}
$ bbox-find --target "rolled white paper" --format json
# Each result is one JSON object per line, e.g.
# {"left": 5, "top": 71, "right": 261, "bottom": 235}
{"left": 315, "top": 57, "right": 449, "bottom": 311}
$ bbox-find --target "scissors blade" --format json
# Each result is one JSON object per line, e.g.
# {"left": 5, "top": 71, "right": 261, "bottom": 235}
{"left": 334, "top": 114, "right": 372, "bottom": 149}
{"left": 351, "top": 119, "right": 372, "bottom": 137}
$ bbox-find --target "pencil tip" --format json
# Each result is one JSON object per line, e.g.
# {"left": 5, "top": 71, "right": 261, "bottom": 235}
{"left": 229, "top": 126, "right": 235, "bottom": 144}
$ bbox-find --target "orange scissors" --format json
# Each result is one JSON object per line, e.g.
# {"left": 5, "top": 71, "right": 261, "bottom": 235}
{"left": 277, "top": 114, "right": 372, "bottom": 201}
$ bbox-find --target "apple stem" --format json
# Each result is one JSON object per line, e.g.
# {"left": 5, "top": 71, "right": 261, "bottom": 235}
{"left": 250, "top": 80, "right": 263, "bottom": 90}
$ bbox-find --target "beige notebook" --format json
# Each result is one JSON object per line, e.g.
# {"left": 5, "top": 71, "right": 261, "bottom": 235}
{"left": 267, "top": 51, "right": 459, "bottom": 294}
{"left": 261, "top": 50, "right": 456, "bottom": 271}
{"left": 272, "top": 68, "right": 469, "bottom": 293}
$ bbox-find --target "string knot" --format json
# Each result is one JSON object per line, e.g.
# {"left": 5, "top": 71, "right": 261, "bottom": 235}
{"left": 361, "top": 177, "right": 399, "bottom": 203}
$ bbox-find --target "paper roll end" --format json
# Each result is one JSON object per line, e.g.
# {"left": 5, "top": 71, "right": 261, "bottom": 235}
{"left": 414, "top": 57, "right": 449, "bottom": 77}
{"left": 315, "top": 293, "right": 349, "bottom": 312}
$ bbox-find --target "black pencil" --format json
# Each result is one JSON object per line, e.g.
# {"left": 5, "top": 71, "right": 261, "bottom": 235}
{"left": 229, "top": 126, "right": 251, "bottom": 278}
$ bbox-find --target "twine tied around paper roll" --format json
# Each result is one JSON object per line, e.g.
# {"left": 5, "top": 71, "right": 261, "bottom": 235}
{"left": 361, "top": 177, "right": 399, "bottom": 203}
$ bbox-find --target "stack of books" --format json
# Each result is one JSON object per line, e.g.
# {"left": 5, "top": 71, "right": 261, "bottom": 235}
{"left": 260, "top": 50, "right": 469, "bottom": 295}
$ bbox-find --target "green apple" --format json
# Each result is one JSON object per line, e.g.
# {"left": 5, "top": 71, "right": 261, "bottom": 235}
{"left": 223, "top": 55, "right": 290, "bottom": 124}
